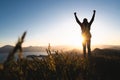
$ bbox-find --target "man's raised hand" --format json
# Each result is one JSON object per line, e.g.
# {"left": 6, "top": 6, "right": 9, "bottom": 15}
{"left": 93, "top": 10, "right": 96, "bottom": 13}
{"left": 74, "top": 12, "right": 76, "bottom": 15}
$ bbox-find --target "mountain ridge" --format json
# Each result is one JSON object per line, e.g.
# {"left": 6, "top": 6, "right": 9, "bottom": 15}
{"left": 0, "top": 45, "right": 120, "bottom": 53}
{"left": 0, "top": 45, "right": 46, "bottom": 53}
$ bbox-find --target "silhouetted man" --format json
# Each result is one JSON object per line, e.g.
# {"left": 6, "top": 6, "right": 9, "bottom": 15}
{"left": 74, "top": 10, "right": 96, "bottom": 57}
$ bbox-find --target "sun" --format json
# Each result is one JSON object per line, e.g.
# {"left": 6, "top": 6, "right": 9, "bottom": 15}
{"left": 81, "top": 35, "right": 85, "bottom": 43}
{"left": 67, "top": 34, "right": 83, "bottom": 49}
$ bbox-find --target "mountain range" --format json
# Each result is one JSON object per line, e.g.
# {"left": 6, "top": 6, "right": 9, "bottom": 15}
{"left": 0, "top": 45, "right": 46, "bottom": 53}
{"left": 0, "top": 45, "right": 120, "bottom": 53}
{"left": 0, "top": 45, "right": 73, "bottom": 53}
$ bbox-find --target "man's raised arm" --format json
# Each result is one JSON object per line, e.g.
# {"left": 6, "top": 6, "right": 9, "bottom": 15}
{"left": 89, "top": 10, "right": 96, "bottom": 25}
{"left": 74, "top": 12, "right": 82, "bottom": 26}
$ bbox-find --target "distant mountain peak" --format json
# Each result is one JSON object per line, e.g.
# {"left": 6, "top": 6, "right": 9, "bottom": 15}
{"left": 1, "top": 45, "right": 13, "bottom": 48}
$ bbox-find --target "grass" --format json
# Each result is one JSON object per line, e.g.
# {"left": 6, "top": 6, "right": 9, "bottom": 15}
{"left": 0, "top": 52, "right": 89, "bottom": 80}
{"left": 1, "top": 51, "right": 120, "bottom": 80}
{"left": 0, "top": 32, "right": 120, "bottom": 80}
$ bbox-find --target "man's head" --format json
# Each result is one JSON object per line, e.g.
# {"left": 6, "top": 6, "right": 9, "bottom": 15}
{"left": 83, "top": 18, "right": 88, "bottom": 23}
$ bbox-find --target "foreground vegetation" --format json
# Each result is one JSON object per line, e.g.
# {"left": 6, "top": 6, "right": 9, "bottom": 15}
{"left": 0, "top": 32, "right": 120, "bottom": 80}
{"left": 0, "top": 49, "right": 120, "bottom": 80}
{"left": 0, "top": 51, "right": 120, "bottom": 80}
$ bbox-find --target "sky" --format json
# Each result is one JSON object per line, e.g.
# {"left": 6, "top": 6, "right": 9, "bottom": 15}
{"left": 0, "top": 0, "right": 120, "bottom": 48}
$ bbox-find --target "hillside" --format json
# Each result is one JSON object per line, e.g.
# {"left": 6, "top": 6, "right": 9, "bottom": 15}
{"left": 0, "top": 48, "right": 120, "bottom": 80}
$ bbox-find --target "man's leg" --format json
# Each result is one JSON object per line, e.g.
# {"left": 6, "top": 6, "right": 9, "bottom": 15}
{"left": 87, "top": 39, "right": 91, "bottom": 56}
{"left": 82, "top": 41, "right": 86, "bottom": 57}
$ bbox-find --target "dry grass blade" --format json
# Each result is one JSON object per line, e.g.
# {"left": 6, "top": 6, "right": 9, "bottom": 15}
{"left": 4, "top": 31, "right": 27, "bottom": 65}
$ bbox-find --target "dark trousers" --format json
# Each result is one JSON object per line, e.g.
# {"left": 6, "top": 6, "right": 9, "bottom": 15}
{"left": 82, "top": 39, "right": 91, "bottom": 57}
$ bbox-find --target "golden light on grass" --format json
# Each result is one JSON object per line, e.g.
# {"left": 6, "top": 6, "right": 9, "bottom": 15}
{"left": 0, "top": 64, "right": 3, "bottom": 70}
